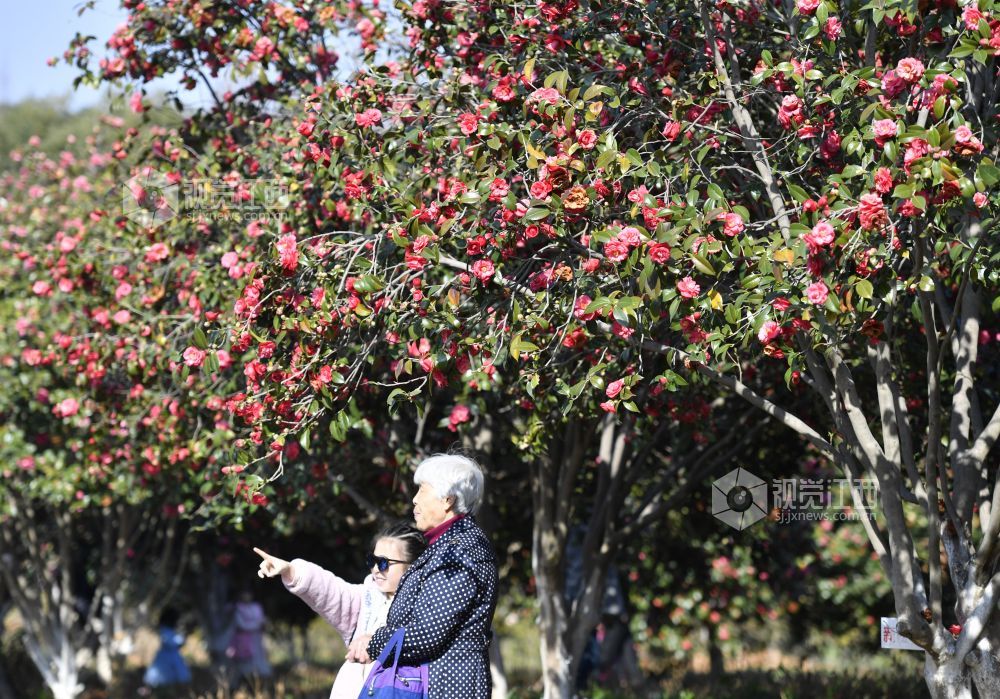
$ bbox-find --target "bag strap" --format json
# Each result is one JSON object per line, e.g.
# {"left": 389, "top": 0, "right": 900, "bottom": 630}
{"left": 374, "top": 627, "right": 407, "bottom": 671}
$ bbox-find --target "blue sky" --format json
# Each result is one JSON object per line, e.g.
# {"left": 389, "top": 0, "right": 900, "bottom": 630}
{"left": 0, "top": 1, "right": 217, "bottom": 111}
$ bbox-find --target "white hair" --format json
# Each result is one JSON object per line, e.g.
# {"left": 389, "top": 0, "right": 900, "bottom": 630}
{"left": 414, "top": 454, "right": 485, "bottom": 515}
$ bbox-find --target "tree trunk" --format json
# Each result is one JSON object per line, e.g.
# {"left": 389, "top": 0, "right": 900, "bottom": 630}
{"left": 923, "top": 655, "right": 972, "bottom": 699}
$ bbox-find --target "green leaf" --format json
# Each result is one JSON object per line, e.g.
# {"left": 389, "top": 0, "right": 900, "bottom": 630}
{"left": 855, "top": 279, "right": 874, "bottom": 299}
{"left": 691, "top": 253, "right": 716, "bottom": 276}
{"left": 193, "top": 326, "right": 209, "bottom": 350}
{"left": 786, "top": 184, "right": 809, "bottom": 204}
{"left": 524, "top": 207, "right": 551, "bottom": 221}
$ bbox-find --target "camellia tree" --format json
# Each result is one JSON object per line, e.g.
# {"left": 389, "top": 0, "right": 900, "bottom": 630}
{"left": 0, "top": 111, "right": 263, "bottom": 695}
{"left": 71, "top": 0, "right": 1000, "bottom": 696}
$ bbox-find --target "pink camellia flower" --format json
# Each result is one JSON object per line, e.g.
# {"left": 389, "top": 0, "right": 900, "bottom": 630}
{"left": 617, "top": 226, "right": 643, "bottom": 246}
{"left": 216, "top": 350, "right": 232, "bottom": 369}
{"left": 677, "top": 276, "right": 701, "bottom": 299}
{"left": 457, "top": 112, "right": 479, "bottom": 136}
{"left": 221, "top": 251, "right": 239, "bottom": 268}
{"left": 276, "top": 233, "right": 299, "bottom": 272}
{"left": 872, "top": 119, "right": 898, "bottom": 146}
{"left": 874, "top": 167, "right": 894, "bottom": 194}
{"left": 604, "top": 239, "right": 630, "bottom": 263}
{"left": 32, "top": 281, "right": 52, "bottom": 296}
{"left": 145, "top": 242, "right": 170, "bottom": 262}
{"left": 606, "top": 379, "right": 625, "bottom": 399}
{"left": 54, "top": 398, "right": 79, "bottom": 418}
{"left": 354, "top": 108, "right": 383, "bottom": 128}
{"left": 527, "top": 87, "right": 561, "bottom": 106}
{"left": 488, "top": 178, "right": 509, "bottom": 201}
{"left": 129, "top": 91, "right": 145, "bottom": 114}
{"left": 796, "top": 0, "right": 820, "bottom": 14}
{"left": 974, "top": 192, "right": 988, "bottom": 208}
{"left": 758, "top": 320, "right": 781, "bottom": 344}
{"left": 529, "top": 180, "right": 553, "bottom": 199}
{"left": 772, "top": 297, "right": 790, "bottom": 311}
{"left": 880, "top": 70, "right": 908, "bottom": 99}
{"left": 183, "top": 346, "right": 206, "bottom": 368}
{"left": 803, "top": 221, "right": 835, "bottom": 251}
{"left": 599, "top": 400, "right": 617, "bottom": 413}
{"left": 471, "top": 259, "right": 495, "bottom": 282}
{"left": 895, "top": 57, "right": 925, "bottom": 83}
{"left": 720, "top": 212, "right": 745, "bottom": 237}
{"left": 777, "top": 95, "right": 804, "bottom": 129}
{"left": 954, "top": 125, "right": 985, "bottom": 156}
{"left": 577, "top": 129, "right": 598, "bottom": 149}
{"left": 858, "top": 193, "right": 888, "bottom": 231}
{"left": 806, "top": 281, "right": 829, "bottom": 305}
{"left": 448, "top": 404, "right": 471, "bottom": 431}
{"left": 963, "top": 6, "right": 986, "bottom": 30}
{"left": 824, "top": 17, "right": 843, "bottom": 40}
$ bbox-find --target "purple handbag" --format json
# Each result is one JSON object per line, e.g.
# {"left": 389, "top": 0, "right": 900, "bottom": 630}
{"left": 360, "top": 628, "right": 429, "bottom": 698}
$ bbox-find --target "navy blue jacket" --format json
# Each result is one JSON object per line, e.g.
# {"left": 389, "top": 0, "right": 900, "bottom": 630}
{"left": 367, "top": 516, "right": 498, "bottom": 698}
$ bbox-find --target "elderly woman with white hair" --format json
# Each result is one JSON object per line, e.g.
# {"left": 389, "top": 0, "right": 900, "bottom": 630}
{"left": 354, "top": 453, "right": 499, "bottom": 699}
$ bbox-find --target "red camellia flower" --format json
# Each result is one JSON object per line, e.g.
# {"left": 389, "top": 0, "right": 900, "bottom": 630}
{"left": 874, "top": 167, "right": 894, "bottom": 194}
{"left": 758, "top": 320, "right": 781, "bottom": 343}
{"left": 662, "top": 121, "right": 682, "bottom": 141}
{"left": 604, "top": 240, "right": 629, "bottom": 263}
{"left": 647, "top": 243, "right": 671, "bottom": 264}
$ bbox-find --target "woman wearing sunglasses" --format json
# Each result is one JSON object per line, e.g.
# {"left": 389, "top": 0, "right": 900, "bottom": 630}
{"left": 254, "top": 521, "right": 426, "bottom": 698}
{"left": 354, "top": 454, "right": 499, "bottom": 699}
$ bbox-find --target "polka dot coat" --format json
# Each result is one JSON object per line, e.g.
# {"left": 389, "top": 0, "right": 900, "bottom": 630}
{"left": 367, "top": 516, "right": 499, "bottom": 699}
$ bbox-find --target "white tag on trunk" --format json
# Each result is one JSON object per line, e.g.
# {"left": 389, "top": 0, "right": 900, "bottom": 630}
{"left": 880, "top": 617, "right": 923, "bottom": 651}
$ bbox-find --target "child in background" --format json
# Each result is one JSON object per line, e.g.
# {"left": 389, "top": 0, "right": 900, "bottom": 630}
{"left": 143, "top": 607, "right": 191, "bottom": 688}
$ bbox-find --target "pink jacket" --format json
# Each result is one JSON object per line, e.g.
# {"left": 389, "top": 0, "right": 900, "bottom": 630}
{"left": 283, "top": 559, "right": 390, "bottom": 699}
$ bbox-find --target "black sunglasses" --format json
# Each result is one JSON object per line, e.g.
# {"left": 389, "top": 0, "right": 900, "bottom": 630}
{"left": 366, "top": 554, "right": 410, "bottom": 573}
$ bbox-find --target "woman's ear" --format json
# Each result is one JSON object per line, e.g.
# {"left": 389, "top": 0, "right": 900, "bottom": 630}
{"left": 444, "top": 495, "right": 457, "bottom": 512}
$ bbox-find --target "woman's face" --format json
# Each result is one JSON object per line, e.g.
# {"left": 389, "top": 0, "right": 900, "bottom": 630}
{"left": 370, "top": 538, "right": 410, "bottom": 596}
{"left": 412, "top": 482, "right": 453, "bottom": 531}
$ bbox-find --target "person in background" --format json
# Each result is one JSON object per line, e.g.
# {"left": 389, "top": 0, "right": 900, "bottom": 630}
{"left": 143, "top": 607, "right": 191, "bottom": 688}
{"left": 227, "top": 589, "right": 272, "bottom": 687}
{"left": 255, "top": 521, "right": 426, "bottom": 698}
